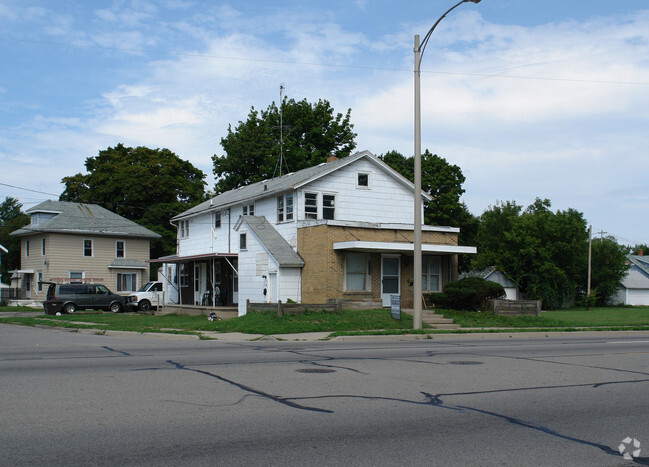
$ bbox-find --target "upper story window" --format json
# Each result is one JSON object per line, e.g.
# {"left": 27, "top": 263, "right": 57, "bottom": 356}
{"left": 305, "top": 193, "right": 318, "bottom": 219}
{"left": 83, "top": 239, "right": 93, "bottom": 257}
{"left": 41, "top": 238, "right": 46, "bottom": 255}
{"left": 243, "top": 204, "right": 255, "bottom": 216}
{"left": 25, "top": 240, "right": 30, "bottom": 257}
{"left": 239, "top": 233, "right": 247, "bottom": 250}
{"left": 116, "top": 241, "right": 125, "bottom": 258}
{"left": 323, "top": 194, "right": 335, "bottom": 220}
{"left": 357, "top": 172, "right": 369, "bottom": 188}
{"left": 213, "top": 211, "right": 221, "bottom": 229}
{"left": 179, "top": 220, "right": 189, "bottom": 238}
{"left": 277, "top": 193, "right": 294, "bottom": 222}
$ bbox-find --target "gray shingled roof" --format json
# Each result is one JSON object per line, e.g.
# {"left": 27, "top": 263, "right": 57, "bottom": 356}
{"left": 173, "top": 150, "right": 423, "bottom": 221}
{"left": 11, "top": 200, "right": 160, "bottom": 239}
{"left": 239, "top": 215, "right": 304, "bottom": 267}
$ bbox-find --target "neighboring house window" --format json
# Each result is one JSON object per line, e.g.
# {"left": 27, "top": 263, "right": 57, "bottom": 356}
{"left": 180, "top": 263, "right": 189, "bottom": 287}
{"left": 42, "top": 238, "right": 46, "bottom": 255}
{"left": 179, "top": 220, "right": 190, "bottom": 238}
{"left": 37, "top": 272, "right": 43, "bottom": 292}
{"left": 243, "top": 204, "right": 255, "bottom": 216}
{"left": 117, "top": 273, "right": 137, "bottom": 292}
{"left": 345, "top": 253, "right": 370, "bottom": 291}
{"left": 323, "top": 194, "right": 335, "bottom": 220}
{"left": 422, "top": 256, "right": 441, "bottom": 292}
{"left": 70, "top": 271, "right": 84, "bottom": 282}
{"left": 305, "top": 193, "right": 318, "bottom": 219}
{"left": 357, "top": 172, "right": 369, "bottom": 187}
{"left": 240, "top": 233, "right": 247, "bottom": 250}
{"left": 116, "top": 241, "right": 125, "bottom": 258}
{"left": 83, "top": 239, "right": 93, "bottom": 257}
{"left": 214, "top": 211, "right": 221, "bottom": 229}
{"left": 25, "top": 240, "right": 29, "bottom": 257}
{"left": 277, "top": 193, "right": 294, "bottom": 222}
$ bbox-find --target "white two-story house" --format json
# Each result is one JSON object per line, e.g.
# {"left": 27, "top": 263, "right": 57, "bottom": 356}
{"left": 158, "top": 150, "right": 476, "bottom": 315}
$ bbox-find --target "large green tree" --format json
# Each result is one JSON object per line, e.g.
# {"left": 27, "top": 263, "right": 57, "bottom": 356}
{"left": 590, "top": 236, "right": 630, "bottom": 306}
{"left": 60, "top": 144, "right": 207, "bottom": 259}
{"left": 475, "top": 198, "right": 589, "bottom": 309}
{"left": 0, "top": 197, "right": 29, "bottom": 283}
{"left": 213, "top": 98, "right": 357, "bottom": 194}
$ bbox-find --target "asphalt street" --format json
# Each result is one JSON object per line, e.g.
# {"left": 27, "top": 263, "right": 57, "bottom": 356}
{"left": 1, "top": 324, "right": 648, "bottom": 466}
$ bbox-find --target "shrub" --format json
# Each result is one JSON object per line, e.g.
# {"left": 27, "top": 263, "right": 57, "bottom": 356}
{"left": 428, "top": 277, "right": 506, "bottom": 311}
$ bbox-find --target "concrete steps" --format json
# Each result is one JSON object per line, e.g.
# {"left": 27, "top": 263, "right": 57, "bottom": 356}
{"left": 403, "top": 309, "right": 461, "bottom": 330}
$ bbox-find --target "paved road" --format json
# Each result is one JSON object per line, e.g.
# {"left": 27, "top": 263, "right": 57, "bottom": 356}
{"left": 1, "top": 325, "right": 648, "bottom": 466}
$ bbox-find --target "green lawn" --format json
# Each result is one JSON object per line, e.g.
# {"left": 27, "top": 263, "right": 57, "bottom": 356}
{"left": 1, "top": 306, "right": 649, "bottom": 336}
{"left": 0, "top": 309, "right": 415, "bottom": 336}
{"left": 439, "top": 306, "right": 649, "bottom": 329}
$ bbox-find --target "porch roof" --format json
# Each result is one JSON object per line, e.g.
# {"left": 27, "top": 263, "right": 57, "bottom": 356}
{"left": 333, "top": 241, "right": 476, "bottom": 255}
{"left": 149, "top": 252, "right": 237, "bottom": 263}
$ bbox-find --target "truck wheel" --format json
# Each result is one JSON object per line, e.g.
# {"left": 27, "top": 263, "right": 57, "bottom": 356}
{"left": 139, "top": 300, "right": 151, "bottom": 312}
{"left": 110, "top": 302, "right": 122, "bottom": 313}
{"left": 63, "top": 303, "right": 76, "bottom": 314}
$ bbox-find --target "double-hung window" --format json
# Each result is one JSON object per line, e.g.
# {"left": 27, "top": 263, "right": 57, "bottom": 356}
{"left": 117, "top": 273, "right": 137, "bottom": 292}
{"left": 116, "top": 241, "right": 125, "bottom": 258}
{"left": 213, "top": 211, "right": 221, "bottom": 229}
{"left": 243, "top": 204, "right": 255, "bottom": 216}
{"left": 83, "top": 239, "right": 93, "bottom": 257}
{"left": 179, "top": 220, "right": 190, "bottom": 238}
{"left": 345, "top": 253, "right": 370, "bottom": 292}
{"left": 323, "top": 194, "right": 335, "bottom": 220}
{"left": 422, "top": 256, "right": 441, "bottom": 292}
{"left": 277, "top": 193, "right": 294, "bottom": 222}
{"left": 305, "top": 193, "right": 318, "bottom": 219}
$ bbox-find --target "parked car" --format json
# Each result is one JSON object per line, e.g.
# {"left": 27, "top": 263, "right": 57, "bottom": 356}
{"left": 42, "top": 282, "right": 125, "bottom": 315}
{"left": 125, "top": 281, "right": 164, "bottom": 311}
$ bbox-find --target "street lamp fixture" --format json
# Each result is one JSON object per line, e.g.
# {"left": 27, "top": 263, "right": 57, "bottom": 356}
{"left": 413, "top": 0, "right": 481, "bottom": 330}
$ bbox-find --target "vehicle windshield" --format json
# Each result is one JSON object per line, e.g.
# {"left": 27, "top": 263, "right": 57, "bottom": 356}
{"left": 138, "top": 282, "right": 154, "bottom": 292}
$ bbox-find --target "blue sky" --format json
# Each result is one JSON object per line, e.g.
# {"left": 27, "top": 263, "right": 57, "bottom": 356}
{"left": 1, "top": 0, "right": 648, "bottom": 245}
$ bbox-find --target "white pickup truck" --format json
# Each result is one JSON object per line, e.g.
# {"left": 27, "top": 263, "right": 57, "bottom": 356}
{"left": 126, "top": 281, "right": 164, "bottom": 311}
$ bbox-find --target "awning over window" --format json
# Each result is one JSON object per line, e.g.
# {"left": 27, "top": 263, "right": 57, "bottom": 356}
{"left": 148, "top": 252, "right": 238, "bottom": 263}
{"left": 333, "top": 241, "right": 476, "bottom": 255}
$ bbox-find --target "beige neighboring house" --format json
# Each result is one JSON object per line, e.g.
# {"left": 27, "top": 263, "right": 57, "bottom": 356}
{"left": 10, "top": 200, "right": 160, "bottom": 302}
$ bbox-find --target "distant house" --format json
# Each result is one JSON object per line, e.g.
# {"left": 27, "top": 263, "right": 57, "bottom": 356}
{"left": 10, "top": 200, "right": 160, "bottom": 301}
{"left": 460, "top": 267, "right": 519, "bottom": 300}
{"left": 157, "top": 150, "right": 476, "bottom": 314}
{"left": 612, "top": 255, "right": 649, "bottom": 305}
{"left": 0, "top": 244, "right": 8, "bottom": 290}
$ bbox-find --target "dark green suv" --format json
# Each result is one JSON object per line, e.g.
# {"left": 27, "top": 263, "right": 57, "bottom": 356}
{"left": 42, "top": 282, "right": 125, "bottom": 315}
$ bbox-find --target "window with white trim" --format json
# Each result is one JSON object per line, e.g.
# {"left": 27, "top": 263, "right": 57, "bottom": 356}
{"left": 213, "top": 211, "right": 221, "bottom": 228}
{"left": 345, "top": 253, "right": 371, "bottom": 292}
{"left": 42, "top": 238, "right": 46, "bottom": 255}
{"left": 277, "top": 193, "right": 294, "bottom": 222}
{"left": 243, "top": 204, "right": 255, "bottom": 216}
{"left": 357, "top": 172, "right": 369, "bottom": 187}
{"left": 305, "top": 192, "right": 318, "bottom": 219}
{"left": 83, "top": 239, "right": 93, "bottom": 257}
{"left": 239, "top": 233, "right": 247, "bottom": 250}
{"left": 116, "top": 241, "right": 125, "bottom": 258}
{"left": 323, "top": 194, "right": 335, "bottom": 220}
{"left": 117, "top": 273, "right": 137, "bottom": 292}
{"left": 422, "top": 256, "right": 441, "bottom": 292}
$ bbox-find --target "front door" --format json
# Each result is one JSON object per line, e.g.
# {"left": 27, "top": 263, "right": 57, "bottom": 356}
{"left": 381, "top": 256, "right": 400, "bottom": 307}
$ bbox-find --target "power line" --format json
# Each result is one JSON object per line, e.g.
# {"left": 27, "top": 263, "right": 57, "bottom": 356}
{"left": 0, "top": 182, "right": 59, "bottom": 197}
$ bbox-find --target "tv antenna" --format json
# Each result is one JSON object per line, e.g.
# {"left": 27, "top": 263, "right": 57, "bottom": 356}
{"left": 273, "top": 83, "right": 290, "bottom": 178}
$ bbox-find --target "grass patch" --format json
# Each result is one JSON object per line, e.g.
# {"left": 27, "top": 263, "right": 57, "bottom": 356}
{"left": 2, "top": 306, "right": 649, "bottom": 336}
{"left": 0, "top": 306, "right": 41, "bottom": 312}
{"left": 437, "top": 306, "right": 649, "bottom": 329}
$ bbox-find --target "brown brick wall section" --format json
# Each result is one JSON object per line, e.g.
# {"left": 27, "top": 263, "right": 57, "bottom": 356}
{"left": 297, "top": 224, "right": 459, "bottom": 308}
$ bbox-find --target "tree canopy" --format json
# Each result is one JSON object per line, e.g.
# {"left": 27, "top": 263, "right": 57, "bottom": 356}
{"left": 212, "top": 98, "right": 357, "bottom": 194}
{"left": 60, "top": 144, "right": 207, "bottom": 259}
{"left": 0, "top": 197, "right": 29, "bottom": 283}
{"left": 590, "top": 236, "right": 630, "bottom": 306}
{"left": 475, "top": 198, "right": 589, "bottom": 309}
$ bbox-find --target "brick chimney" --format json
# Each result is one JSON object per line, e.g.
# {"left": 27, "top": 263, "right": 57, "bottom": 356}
{"left": 640, "top": 249, "right": 644, "bottom": 256}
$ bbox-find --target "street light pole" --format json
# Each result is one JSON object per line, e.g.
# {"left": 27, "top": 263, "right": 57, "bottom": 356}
{"left": 413, "top": 0, "right": 481, "bottom": 330}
